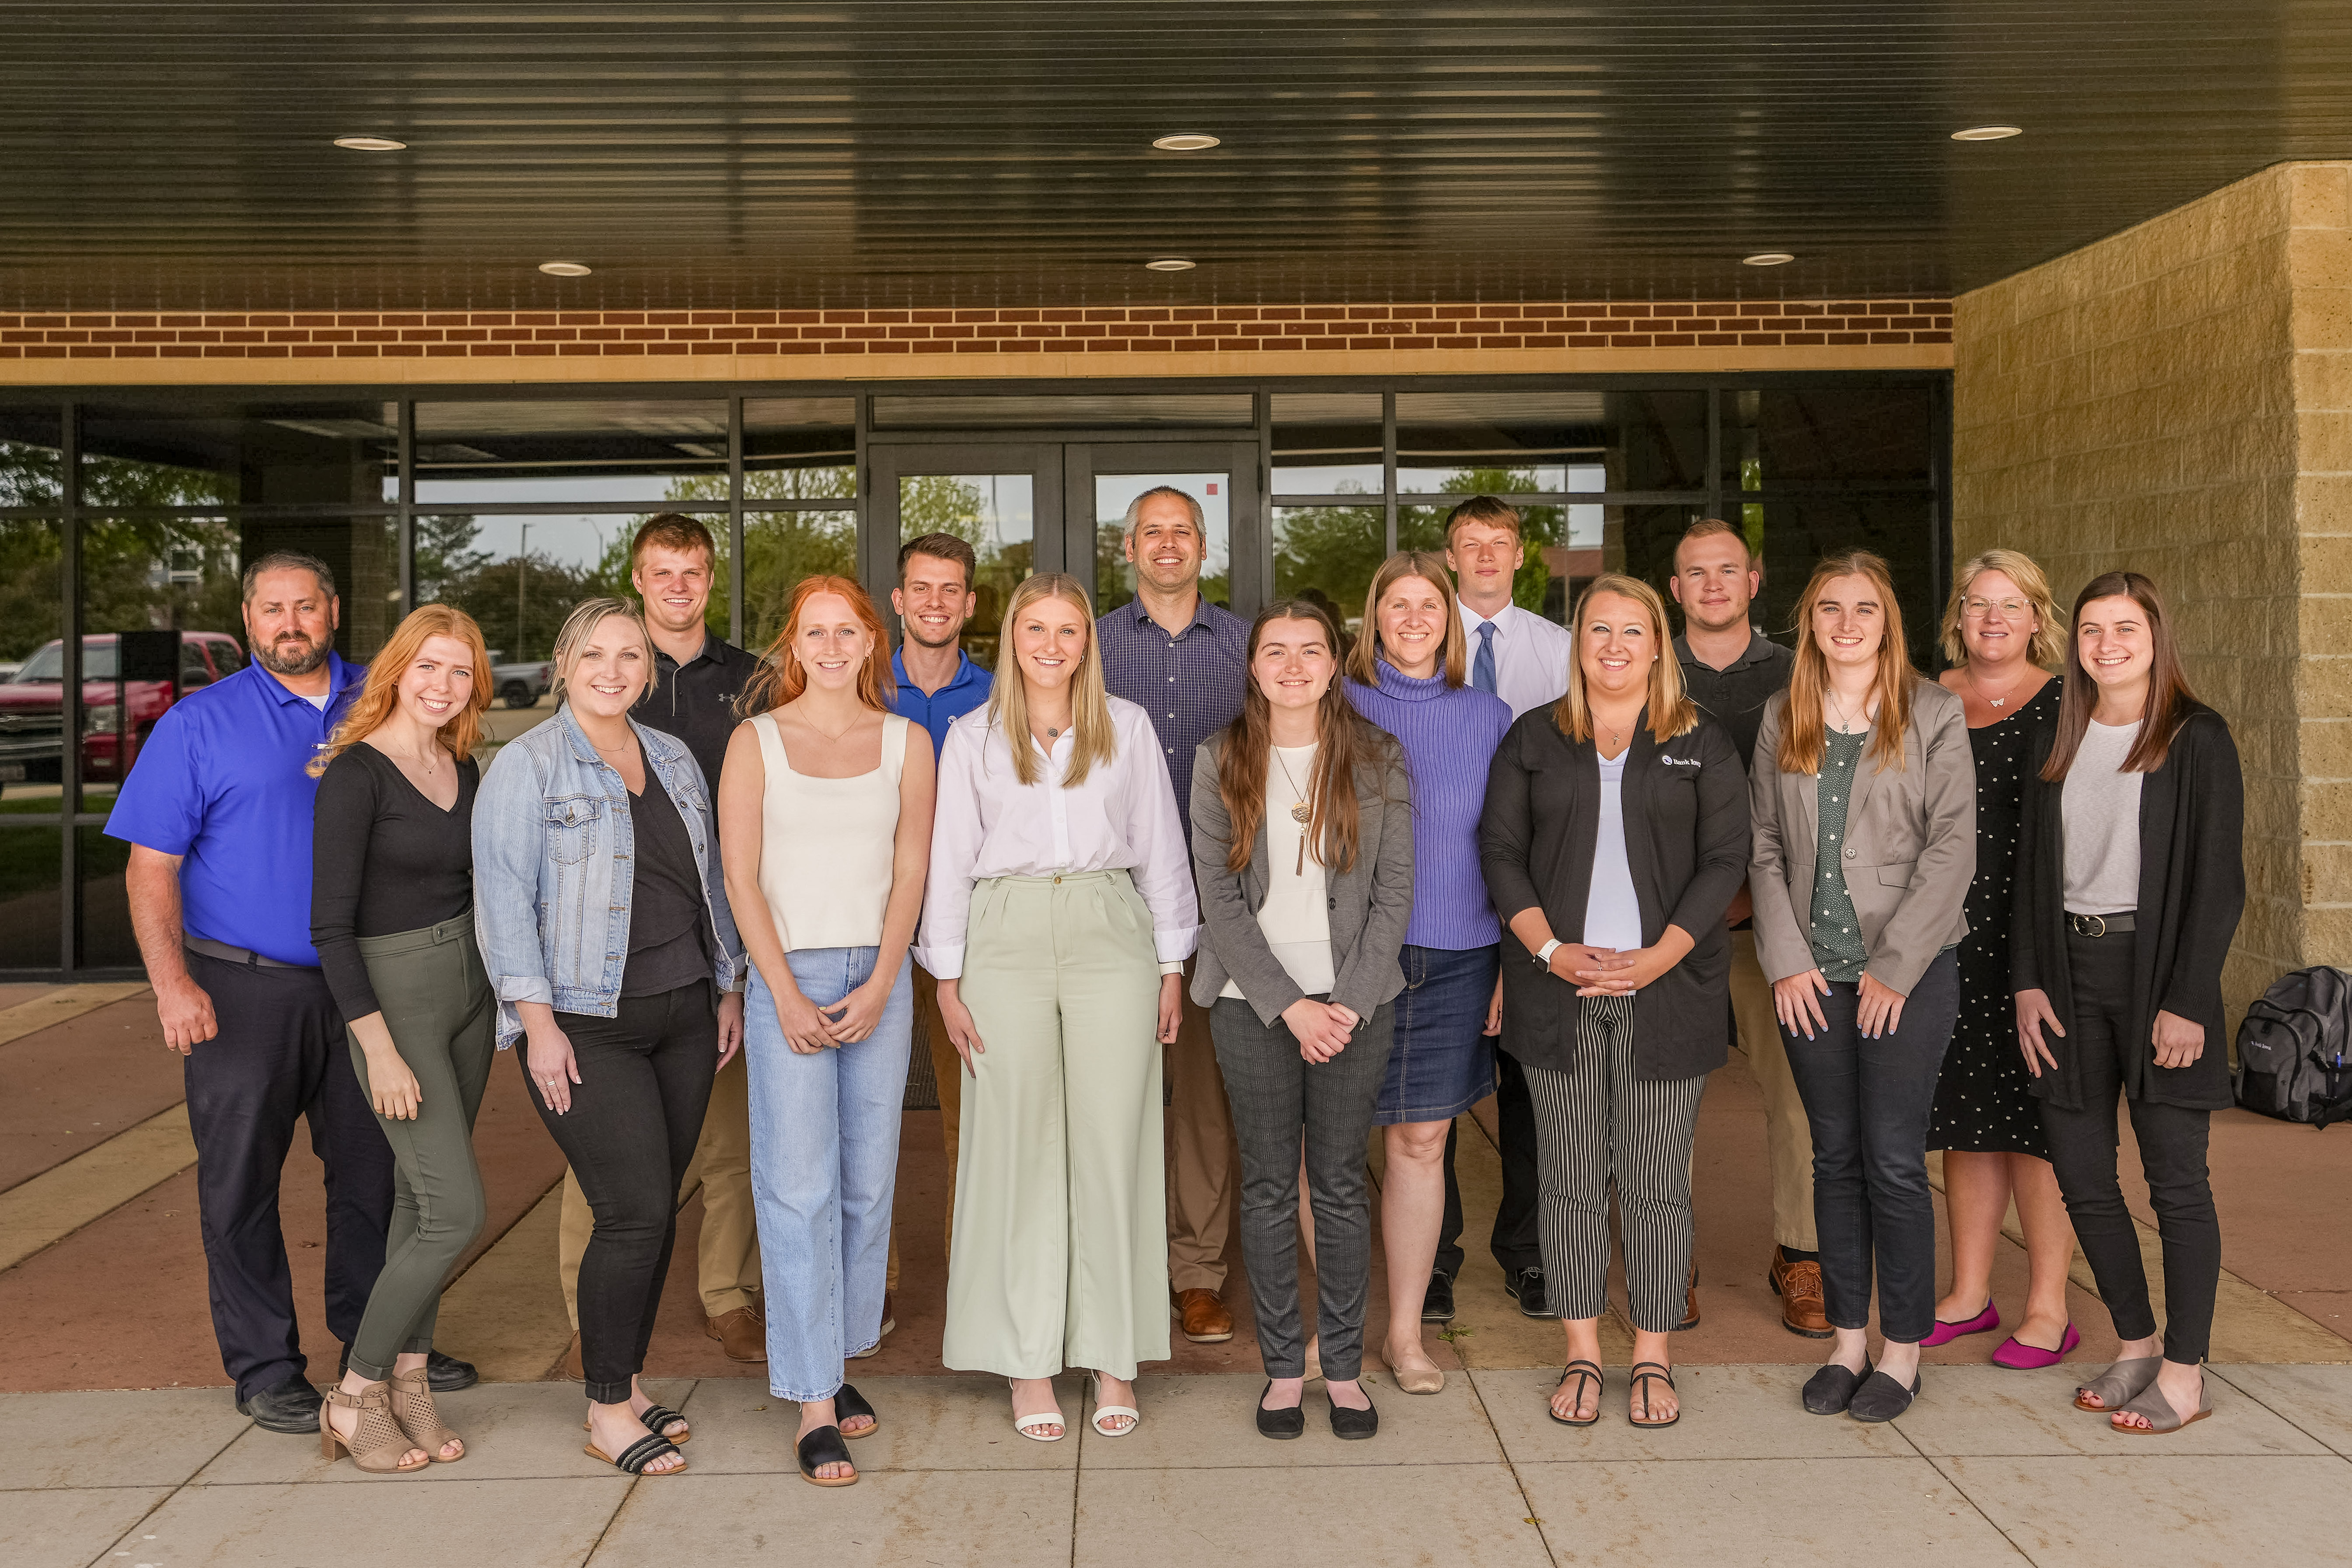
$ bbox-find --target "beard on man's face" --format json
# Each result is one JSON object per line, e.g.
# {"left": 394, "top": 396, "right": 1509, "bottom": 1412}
{"left": 253, "top": 627, "right": 332, "bottom": 676}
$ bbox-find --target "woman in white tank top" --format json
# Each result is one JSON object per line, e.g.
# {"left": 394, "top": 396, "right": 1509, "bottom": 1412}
{"left": 716, "top": 575, "right": 935, "bottom": 1488}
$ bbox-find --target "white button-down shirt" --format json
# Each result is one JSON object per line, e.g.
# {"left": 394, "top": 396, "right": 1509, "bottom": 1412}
{"left": 1457, "top": 600, "right": 1576, "bottom": 719}
{"left": 914, "top": 695, "right": 1200, "bottom": 979}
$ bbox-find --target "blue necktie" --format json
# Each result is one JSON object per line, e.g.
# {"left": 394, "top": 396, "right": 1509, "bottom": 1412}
{"left": 1473, "top": 619, "right": 1498, "bottom": 695}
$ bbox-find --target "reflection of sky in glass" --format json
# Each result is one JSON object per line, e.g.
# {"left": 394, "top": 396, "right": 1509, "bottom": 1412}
{"left": 902, "top": 475, "right": 1033, "bottom": 553}
{"left": 1093, "top": 472, "right": 1230, "bottom": 577}
{"left": 1395, "top": 460, "right": 1605, "bottom": 494}
{"left": 393, "top": 473, "right": 720, "bottom": 506}
{"left": 1568, "top": 503, "right": 1603, "bottom": 548}
{"left": 433, "top": 513, "right": 722, "bottom": 571}
{"left": 1273, "top": 461, "right": 1383, "bottom": 495}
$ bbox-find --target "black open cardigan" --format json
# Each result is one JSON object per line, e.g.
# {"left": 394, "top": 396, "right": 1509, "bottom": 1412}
{"left": 2010, "top": 704, "right": 2245, "bottom": 1112}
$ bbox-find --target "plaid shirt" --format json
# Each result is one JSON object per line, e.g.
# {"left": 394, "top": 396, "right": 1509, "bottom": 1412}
{"left": 1096, "top": 596, "right": 1251, "bottom": 848}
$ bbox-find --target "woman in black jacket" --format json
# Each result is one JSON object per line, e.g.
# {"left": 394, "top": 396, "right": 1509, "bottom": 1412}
{"left": 1481, "top": 574, "right": 1749, "bottom": 1428}
{"left": 2013, "top": 570, "right": 2244, "bottom": 1435}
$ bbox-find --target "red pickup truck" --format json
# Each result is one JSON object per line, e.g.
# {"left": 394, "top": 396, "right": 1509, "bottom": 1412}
{"left": 0, "top": 632, "right": 247, "bottom": 786}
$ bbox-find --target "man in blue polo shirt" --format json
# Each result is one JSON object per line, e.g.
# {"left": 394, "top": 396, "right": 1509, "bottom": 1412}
{"left": 110, "top": 552, "right": 463, "bottom": 1433}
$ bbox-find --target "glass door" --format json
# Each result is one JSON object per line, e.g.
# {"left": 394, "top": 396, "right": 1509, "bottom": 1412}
{"left": 868, "top": 443, "right": 1063, "bottom": 668}
{"left": 1066, "top": 440, "right": 1265, "bottom": 619}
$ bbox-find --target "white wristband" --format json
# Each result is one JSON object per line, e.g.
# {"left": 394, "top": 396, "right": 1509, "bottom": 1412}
{"left": 1534, "top": 938, "right": 1562, "bottom": 970}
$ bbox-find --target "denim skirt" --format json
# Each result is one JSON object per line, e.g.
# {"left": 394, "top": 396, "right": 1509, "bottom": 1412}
{"left": 1373, "top": 943, "right": 1500, "bottom": 1125}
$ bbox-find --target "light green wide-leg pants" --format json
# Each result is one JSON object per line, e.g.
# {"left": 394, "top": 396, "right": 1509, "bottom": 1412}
{"left": 943, "top": 870, "right": 1171, "bottom": 1380}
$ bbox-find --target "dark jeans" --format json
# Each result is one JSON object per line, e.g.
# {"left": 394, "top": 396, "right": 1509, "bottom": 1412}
{"left": 1437, "top": 1048, "right": 1541, "bottom": 1279}
{"left": 1779, "top": 949, "right": 1959, "bottom": 1344}
{"left": 529, "top": 980, "right": 718, "bottom": 1403}
{"left": 182, "top": 949, "right": 393, "bottom": 1402}
{"left": 1209, "top": 996, "right": 1394, "bottom": 1382}
{"left": 2039, "top": 930, "right": 2220, "bottom": 1364}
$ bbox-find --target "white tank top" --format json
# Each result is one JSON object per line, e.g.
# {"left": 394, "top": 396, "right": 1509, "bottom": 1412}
{"left": 751, "top": 710, "right": 909, "bottom": 953}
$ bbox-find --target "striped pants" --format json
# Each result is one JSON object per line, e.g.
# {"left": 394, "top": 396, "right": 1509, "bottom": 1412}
{"left": 1523, "top": 994, "right": 1708, "bottom": 1333}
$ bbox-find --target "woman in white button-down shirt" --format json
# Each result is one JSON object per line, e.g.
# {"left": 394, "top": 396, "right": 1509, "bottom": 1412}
{"left": 916, "top": 572, "right": 1199, "bottom": 1444}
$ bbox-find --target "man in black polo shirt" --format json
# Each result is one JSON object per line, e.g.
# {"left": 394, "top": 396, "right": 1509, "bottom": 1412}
{"left": 1667, "top": 518, "right": 1827, "bottom": 1339}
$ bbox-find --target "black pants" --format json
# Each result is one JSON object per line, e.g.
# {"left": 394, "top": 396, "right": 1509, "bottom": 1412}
{"left": 2038, "top": 931, "right": 2220, "bottom": 1364}
{"left": 1779, "top": 949, "right": 1959, "bottom": 1344}
{"left": 529, "top": 981, "right": 718, "bottom": 1403}
{"left": 182, "top": 949, "right": 393, "bottom": 1402}
{"left": 1436, "top": 1048, "right": 1541, "bottom": 1279}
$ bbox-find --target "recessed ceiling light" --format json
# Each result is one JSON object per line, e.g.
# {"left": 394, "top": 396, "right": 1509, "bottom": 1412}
{"left": 538, "top": 261, "right": 593, "bottom": 277}
{"left": 332, "top": 136, "right": 406, "bottom": 151}
{"left": 1145, "top": 258, "right": 1196, "bottom": 272}
{"left": 1742, "top": 252, "right": 1796, "bottom": 267}
{"left": 1951, "top": 125, "right": 2023, "bottom": 141}
{"left": 1152, "top": 133, "right": 1221, "bottom": 152}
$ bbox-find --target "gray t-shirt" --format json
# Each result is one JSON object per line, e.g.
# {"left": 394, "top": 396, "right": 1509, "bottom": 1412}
{"left": 1583, "top": 752, "right": 1644, "bottom": 952}
{"left": 2062, "top": 719, "right": 2143, "bottom": 915}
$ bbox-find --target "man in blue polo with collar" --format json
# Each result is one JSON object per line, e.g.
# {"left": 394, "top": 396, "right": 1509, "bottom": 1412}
{"left": 110, "top": 551, "right": 470, "bottom": 1433}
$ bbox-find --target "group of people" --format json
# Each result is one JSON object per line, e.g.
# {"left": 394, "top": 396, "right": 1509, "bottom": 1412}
{"left": 109, "top": 484, "right": 2244, "bottom": 1485}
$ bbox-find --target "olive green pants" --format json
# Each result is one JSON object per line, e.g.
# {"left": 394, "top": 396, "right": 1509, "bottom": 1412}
{"left": 344, "top": 915, "right": 496, "bottom": 1381}
{"left": 942, "top": 871, "right": 1171, "bottom": 1381}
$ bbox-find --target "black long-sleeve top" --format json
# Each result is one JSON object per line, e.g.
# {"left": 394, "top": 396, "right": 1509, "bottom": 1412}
{"left": 310, "top": 744, "right": 480, "bottom": 1020}
{"left": 2010, "top": 703, "right": 2245, "bottom": 1111}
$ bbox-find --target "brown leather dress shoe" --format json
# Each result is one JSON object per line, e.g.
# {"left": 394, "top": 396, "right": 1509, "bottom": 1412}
{"left": 1770, "top": 1246, "right": 1833, "bottom": 1338}
{"left": 705, "top": 1305, "right": 768, "bottom": 1362}
{"left": 558, "top": 1331, "right": 584, "bottom": 1383}
{"left": 1174, "top": 1288, "right": 1234, "bottom": 1344}
{"left": 1674, "top": 1260, "right": 1701, "bottom": 1331}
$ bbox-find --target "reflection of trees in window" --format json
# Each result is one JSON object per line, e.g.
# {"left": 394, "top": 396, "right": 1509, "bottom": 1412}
{"left": 900, "top": 475, "right": 1031, "bottom": 670}
{"left": 80, "top": 517, "right": 243, "bottom": 641}
{"left": 1273, "top": 505, "right": 1385, "bottom": 629}
{"left": 744, "top": 512, "right": 856, "bottom": 651}
{"left": 82, "top": 456, "right": 238, "bottom": 510}
{"left": 1093, "top": 525, "right": 1230, "bottom": 617}
{"left": 0, "top": 441, "right": 63, "bottom": 509}
{"left": 0, "top": 521, "right": 60, "bottom": 663}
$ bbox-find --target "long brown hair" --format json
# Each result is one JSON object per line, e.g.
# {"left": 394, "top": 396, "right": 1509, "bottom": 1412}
{"left": 1553, "top": 573, "right": 1699, "bottom": 744}
{"left": 309, "top": 604, "right": 492, "bottom": 776}
{"left": 1216, "top": 600, "right": 1391, "bottom": 876}
{"left": 1345, "top": 550, "right": 1468, "bottom": 687}
{"left": 739, "top": 574, "right": 894, "bottom": 718}
{"left": 989, "top": 573, "right": 1118, "bottom": 788}
{"left": 2041, "top": 570, "right": 2201, "bottom": 779}
{"left": 1776, "top": 550, "right": 1917, "bottom": 775}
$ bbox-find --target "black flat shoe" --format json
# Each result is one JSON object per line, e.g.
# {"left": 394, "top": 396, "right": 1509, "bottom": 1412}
{"left": 796, "top": 1424, "right": 857, "bottom": 1486}
{"left": 336, "top": 1344, "right": 478, "bottom": 1393}
{"left": 1421, "top": 1270, "right": 1456, "bottom": 1324}
{"left": 835, "top": 1382, "right": 878, "bottom": 1438}
{"left": 236, "top": 1373, "right": 323, "bottom": 1434}
{"left": 1802, "top": 1360, "right": 1873, "bottom": 1416}
{"left": 1847, "top": 1369, "right": 1921, "bottom": 1424}
{"left": 1328, "top": 1390, "right": 1378, "bottom": 1440}
{"left": 1255, "top": 1381, "right": 1305, "bottom": 1440}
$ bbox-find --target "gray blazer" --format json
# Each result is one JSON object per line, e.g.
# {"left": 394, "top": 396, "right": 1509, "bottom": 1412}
{"left": 1188, "top": 732, "right": 1415, "bottom": 1024}
{"left": 1749, "top": 678, "right": 1975, "bottom": 995}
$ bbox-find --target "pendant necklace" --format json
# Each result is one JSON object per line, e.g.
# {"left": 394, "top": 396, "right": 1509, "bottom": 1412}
{"left": 1272, "top": 746, "right": 1313, "bottom": 874}
{"left": 1966, "top": 665, "right": 2024, "bottom": 710}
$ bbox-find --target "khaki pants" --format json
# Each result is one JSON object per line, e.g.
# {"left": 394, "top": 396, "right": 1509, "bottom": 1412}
{"left": 1165, "top": 960, "right": 1237, "bottom": 1294}
{"left": 560, "top": 1045, "right": 761, "bottom": 1326}
{"left": 1731, "top": 929, "right": 1817, "bottom": 1253}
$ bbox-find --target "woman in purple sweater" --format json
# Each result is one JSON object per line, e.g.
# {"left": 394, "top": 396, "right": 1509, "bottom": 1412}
{"left": 1344, "top": 550, "right": 1513, "bottom": 1395}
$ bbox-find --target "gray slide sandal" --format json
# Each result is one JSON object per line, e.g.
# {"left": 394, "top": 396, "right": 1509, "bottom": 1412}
{"left": 2072, "top": 1355, "right": 2160, "bottom": 1413}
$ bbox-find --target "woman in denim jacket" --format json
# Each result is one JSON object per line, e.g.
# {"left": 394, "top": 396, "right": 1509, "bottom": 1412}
{"left": 474, "top": 597, "right": 744, "bottom": 1477}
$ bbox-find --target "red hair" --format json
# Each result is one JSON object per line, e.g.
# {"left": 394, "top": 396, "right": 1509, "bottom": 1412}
{"left": 740, "top": 575, "right": 894, "bottom": 717}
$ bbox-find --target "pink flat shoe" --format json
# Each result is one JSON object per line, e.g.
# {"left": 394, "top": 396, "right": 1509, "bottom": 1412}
{"left": 1991, "top": 1322, "right": 2080, "bottom": 1369}
{"left": 1919, "top": 1301, "right": 2000, "bottom": 1348}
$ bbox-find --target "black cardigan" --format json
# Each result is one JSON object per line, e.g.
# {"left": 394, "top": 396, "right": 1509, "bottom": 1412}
{"left": 2010, "top": 704, "right": 2245, "bottom": 1111}
{"left": 1479, "top": 706, "right": 1750, "bottom": 1079}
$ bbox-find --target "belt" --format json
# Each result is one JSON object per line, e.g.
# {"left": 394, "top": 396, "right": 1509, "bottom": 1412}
{"left": 2065, "top": 911, "right": 2135, "bottom": 938}
{"left": 185, "top": 935, "right": 315, "bottom": 970}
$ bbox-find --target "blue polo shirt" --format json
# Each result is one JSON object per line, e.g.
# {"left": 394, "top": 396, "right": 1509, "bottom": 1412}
{"left": 891, "top": 646, "right": 992, "bottom": 757}
{"left": 105, "top": 653, "right": 366, "bottom": 966}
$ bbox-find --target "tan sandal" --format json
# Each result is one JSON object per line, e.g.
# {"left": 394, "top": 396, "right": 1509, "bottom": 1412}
{"left": 320, "top": 1383, "right": 428, "bottom": 1473}
{"left": 387, "top": 1366, "right": 464, "bottom": 1462}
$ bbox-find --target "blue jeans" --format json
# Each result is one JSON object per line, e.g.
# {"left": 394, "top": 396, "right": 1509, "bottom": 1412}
{"left": 745, "top": 947, "right": 913, "bottom": 1401}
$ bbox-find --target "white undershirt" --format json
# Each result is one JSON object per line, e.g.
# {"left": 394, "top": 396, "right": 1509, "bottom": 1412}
{"left": 1582, "top": 751, "right": 1644, "bottom": 952}
{"left": 2062, "top": 719, "right": 2143, "bottom": 915}
{"left": 1221, "top": 743, "right": 1335, "bottom": 999}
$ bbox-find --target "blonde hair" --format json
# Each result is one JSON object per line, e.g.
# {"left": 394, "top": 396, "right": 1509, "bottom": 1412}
{"left": 1345, "top": 551, "right": 1468, "bottom": 687}
{"left": 550, "top": 597, "right": 657, "bottom": 706}
{"left": 1778, "top": 551, "right": 1917, "bottom": 775}
{"left": 308, "top": 604, "right": 492, "bottom": 777}
{"left": 988, "top": 573, "right": 1117, "bottom": 787}
{"left": 1941, "top": 548, "right": 2066, "bottom": 670}
{"left": 1552, "top": 574, "right": 1698, "bottom": 744}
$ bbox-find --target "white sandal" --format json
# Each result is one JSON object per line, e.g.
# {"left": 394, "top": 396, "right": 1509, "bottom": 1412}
{"left": 1088, "top": 1373, "right": 1141, "bottom": 1438}
{"left": 1008, "top": 1379, "right": 1065, "bottom": 1442}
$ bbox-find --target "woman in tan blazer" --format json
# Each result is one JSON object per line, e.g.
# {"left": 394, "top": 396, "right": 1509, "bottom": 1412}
{"left": 1750, "top": 550, "right": 1975, "bottom": 1425}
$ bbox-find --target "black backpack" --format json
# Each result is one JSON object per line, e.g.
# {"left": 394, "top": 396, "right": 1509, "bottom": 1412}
{"left": 2234, "top": 967, "right": 2352, "bottom": 1128}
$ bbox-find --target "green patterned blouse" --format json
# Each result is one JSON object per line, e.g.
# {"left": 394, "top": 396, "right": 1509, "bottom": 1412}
{"left": 1808, "top": 728, "right": 1871, "bottom": 982}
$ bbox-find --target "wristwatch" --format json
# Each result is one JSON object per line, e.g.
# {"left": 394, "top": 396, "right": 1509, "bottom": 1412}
{"left": 1534, "top": 938, "right": 1562, "bottom": 970}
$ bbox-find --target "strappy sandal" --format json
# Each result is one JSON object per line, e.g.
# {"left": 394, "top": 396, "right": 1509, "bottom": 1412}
{"left": 385, "top": 1366, "right": 463, "bottom": 1463}
{"left": 1550, "top": 1360, "right": 1602, "bottom": 1427}
{"left": 320, "top": 1383, "right": 429, "bottom": 1473}
{"left": 582, "top": 1403, "right": 690, "bottom": 1445}
{"left": 2111, "top": 1373, "right": 2211, "bottom": 1435}
{"left": 1629, "top": 1361, "right": 1680, "bottom": 1428}
{"left": 796, "top": 1424, "right": 858, "bottom": 1487}
{"left": 1087, "top": 1372, "right": 1141, "bottom": 1437}
{"left": 2074, "top": 1355, "right": 2161, "bottom": 1414}
{"left": 585, "top": 1432, "right": 686, "bottom": 1475}
{"left": 1009, "top": 1379, "right": 1065, "bottom": 1442}
{"left": 835, "top": 1383, "right": 879, "bottom": 1439}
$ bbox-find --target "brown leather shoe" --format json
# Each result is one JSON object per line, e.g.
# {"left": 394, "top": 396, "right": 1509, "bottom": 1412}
{"left": 558, "top": 1331, "right": 584, "bottom": 1383}
{"left": 1173, "top": 1288, "right": 1234, "bottom": 1344}
{"left": 1674, "top": 1260, "right": 1701, "bottom": 1331}
{"left": 1769, "top": 1246, "right": 1833, "bottom": 1338}
{"left": 705, "top": 1305, "right": 768, "bottom": 1362}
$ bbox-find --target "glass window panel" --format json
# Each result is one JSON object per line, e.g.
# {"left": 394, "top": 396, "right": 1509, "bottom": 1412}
{"left": 81, "top": 398, "right": 398, "bottom": 510}
{"left": 901, "top": 475, "right": 1033, "bottom": 670}
{"left": 1730, "top": 386, "right": 1933, "bottom": 488}
{"left": 1396, "top": 391, "right": 1605, "bottom": 496}
{"left": 1272, "top": 505, "right": 1386, "bottom": 633}
{"left": 744, "top": 509, "right": 859, "bottom": 652}
{"left": 77, "top": 825, "right": 135, "bottom": 969}
{"left": 0, "top": 826, "right": 62, "bottom": 969}
{"left": 872, "top": 393, "right": 1253, "bottom": 430}
{"left": 407, "top": 399, "right": 727, "bottom": 506}
{"left": 1272, "top": 393, "right": 1382, "bottom": 496}
{"left": 1091, "top": 473, "right": 1233, "bottom": 617}
{"left": 0, "top": 517, "right": 63, "bottom": 811}
{"left": 0, "top": 407, "right": 65, "bottom": 507}
{"left": 1739, "top": 495, "right": 1942, "bottom": 669}
{"left": 1399, "top": 503, "right": 1580, "bottom": 624}
{"left": 743, "top": 397, "right": 856, "bottom": 501}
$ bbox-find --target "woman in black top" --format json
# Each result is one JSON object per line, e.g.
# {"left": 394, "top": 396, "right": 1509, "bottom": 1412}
{"left": 2014, "top": 571, "right": 2244, "bottom": 1435}
{"left": 307, "top": 604, "right": 495, "bottom": 1473}
{"left": 1480, "top": 575, "right": 1749, "bottom": 1427}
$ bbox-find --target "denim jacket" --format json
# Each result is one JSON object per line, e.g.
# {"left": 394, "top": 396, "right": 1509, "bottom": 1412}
{"left": 473, "top": 704, "right": 744, "bottom": 1048}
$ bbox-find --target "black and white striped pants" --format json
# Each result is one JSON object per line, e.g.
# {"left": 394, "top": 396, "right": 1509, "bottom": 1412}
{"left": 1522, "top": 994, "right": 1708, "bottom": 1332}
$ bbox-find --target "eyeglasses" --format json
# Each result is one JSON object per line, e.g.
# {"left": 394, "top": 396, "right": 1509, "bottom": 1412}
{"left": 1963, "top": 597, "right": 2031, "bottom": 618}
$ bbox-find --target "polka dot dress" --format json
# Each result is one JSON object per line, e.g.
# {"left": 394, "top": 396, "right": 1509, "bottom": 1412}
{"left": 1929, "top": 682, "right": 2059, "bottom": 1156}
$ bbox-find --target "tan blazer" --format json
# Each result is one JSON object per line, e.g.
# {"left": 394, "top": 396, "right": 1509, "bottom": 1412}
{"left": 1748, "top": 678, "right": 1975, "bottom": 995}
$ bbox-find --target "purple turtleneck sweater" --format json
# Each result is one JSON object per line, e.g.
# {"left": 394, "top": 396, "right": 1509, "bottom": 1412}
{"left": 1346, "top": 660, "right": 1514, "bottom": 950}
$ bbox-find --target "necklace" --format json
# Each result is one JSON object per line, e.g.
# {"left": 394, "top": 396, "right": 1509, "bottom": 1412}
{"left": 1826, "top": 688, "right": 1872, "bottom": 733}
{"left": 802, "top": 710, "right": 861, "bottom": 744}
{"left": 1964, "top": 663, "right": 2030, "bottom": 710}
{"left": 1272, "top": 745, "right": 1314, "bottom": 873}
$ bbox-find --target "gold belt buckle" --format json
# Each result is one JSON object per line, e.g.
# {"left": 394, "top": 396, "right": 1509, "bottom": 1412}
{"left": 2072, "top": 913, "right": 2107, "bottom": 938}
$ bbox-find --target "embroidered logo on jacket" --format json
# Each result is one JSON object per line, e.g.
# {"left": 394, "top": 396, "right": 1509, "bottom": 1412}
{"left": 1660, "top": 755, "right": 1702, "bottom": 768}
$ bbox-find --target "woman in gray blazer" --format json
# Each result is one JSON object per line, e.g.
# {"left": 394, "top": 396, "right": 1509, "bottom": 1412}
{"left": 1190, "top": 599, "right": 1415, "bottom": 1442}
{"left": 1750, "top": 551, "right": 1975, "bottom": 1424}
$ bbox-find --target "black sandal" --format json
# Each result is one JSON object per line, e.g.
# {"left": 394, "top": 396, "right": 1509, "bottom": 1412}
{"left": 639, "top": 1402, "right": 691, "bottom": 1444}
{"left": 834, "top": 1383, "right": 878, "bottom": 1439}
{"left": 1550, "top": 1360, "right": 1602, "bottom": 1427}
{"left": 1629, "top": 1361, "right": 1680, "bottom": 1428}
{"left": 585, "top": 1432, "right": 686, "bottom": 1475}
{"left": 797, "top": 1423, "right": 858, "bottom": 1487}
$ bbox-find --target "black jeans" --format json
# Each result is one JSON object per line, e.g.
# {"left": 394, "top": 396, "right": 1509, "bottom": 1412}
{"left": 182, "top": 950, "right": 393, "bottom": 1401}
{"left": 1436, "top": 1049, "right": 1541, "bottom": 1279}
{"left": 2038, "top": 930, "right": 2220, "bottom": 1364}
{"left": 529, "top": 981, "right": 718, "bottom": 1403}
{"left": 1779, "top": 949, "right": 1959, "bottom": 1344}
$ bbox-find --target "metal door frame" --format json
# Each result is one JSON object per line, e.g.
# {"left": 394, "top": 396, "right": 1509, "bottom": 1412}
{"left": 1063, "top": 439, "right": 1265, "bottom": 615}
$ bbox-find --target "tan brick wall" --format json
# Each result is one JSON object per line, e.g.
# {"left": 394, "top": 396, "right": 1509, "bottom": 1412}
{"left": 1954, "top": 161, "right": 2352, "bottom": 1029}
